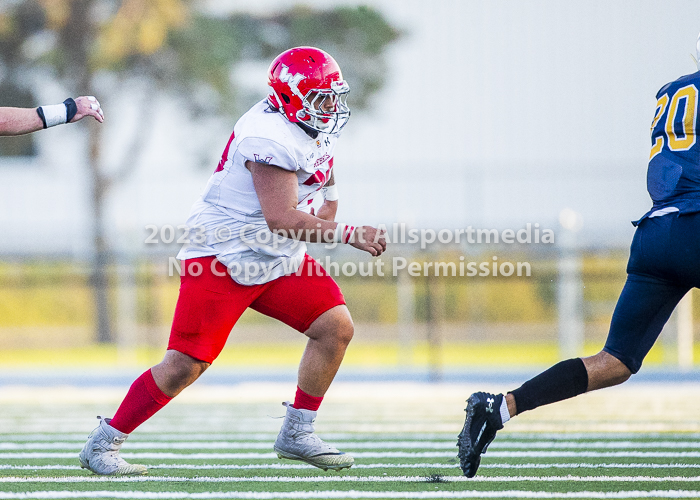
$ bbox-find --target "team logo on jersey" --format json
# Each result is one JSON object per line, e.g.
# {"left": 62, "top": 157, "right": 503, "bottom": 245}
{"left": 313, "top": 153, "right": 331, "bottom": 169}
{"left": 316, "top": 140, "right": 321, "bottom": 148}
{"left": 279, "top": 65, "right": 304, "bottom": 95}
{"left": 254, "top": 154, "right": 273, "bottom": 164}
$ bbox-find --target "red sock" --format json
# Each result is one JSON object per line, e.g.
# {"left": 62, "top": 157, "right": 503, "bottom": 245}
{"left": 293, "top": 386, "right": 323, "bottom": 411}
{"left": 109, "top": 370, "right": 172, "bottom": 434}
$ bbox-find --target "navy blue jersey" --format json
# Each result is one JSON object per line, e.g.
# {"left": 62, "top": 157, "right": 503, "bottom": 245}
{"left": 636, "top": 71, "right": 700, "bottom": 224}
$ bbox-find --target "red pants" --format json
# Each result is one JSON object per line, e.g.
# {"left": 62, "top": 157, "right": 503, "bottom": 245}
{"left": 168, "top": 254, "right": 345, "bottom": 363}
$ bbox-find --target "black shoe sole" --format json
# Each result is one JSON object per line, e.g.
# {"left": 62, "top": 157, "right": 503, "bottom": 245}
{"left": 458, "top": 392, "right": 503, "bottom": 478}
{"left": 457, "top": 393, "right": 482, "bottom": 478}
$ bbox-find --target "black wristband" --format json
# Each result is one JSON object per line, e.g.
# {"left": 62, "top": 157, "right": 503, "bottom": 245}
{"left": 36, "top": 107, "right": 48, "bottom": 129}
{"left": 63, "top": 98, "right": 77, "bottom": 123}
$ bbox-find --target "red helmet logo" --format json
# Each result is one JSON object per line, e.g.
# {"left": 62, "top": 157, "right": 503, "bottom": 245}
{"left": 278, "top": 65, "right": 305, "bottom": 95}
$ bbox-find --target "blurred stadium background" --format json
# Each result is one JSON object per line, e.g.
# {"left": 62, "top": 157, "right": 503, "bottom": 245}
{"left": 1, "top": 0, "right": 700, "bottom": 385}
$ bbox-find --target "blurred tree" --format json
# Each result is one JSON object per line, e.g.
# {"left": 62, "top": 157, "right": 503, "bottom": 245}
{"left": 0, "top": 0, "right": 399, "bottom": 343}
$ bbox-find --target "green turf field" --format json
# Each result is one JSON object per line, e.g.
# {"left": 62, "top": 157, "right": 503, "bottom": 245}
{"left": 0, "top": 381, "right": 699, "bottom": 499}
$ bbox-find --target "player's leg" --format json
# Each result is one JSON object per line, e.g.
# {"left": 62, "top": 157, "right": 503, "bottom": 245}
{"left": 458, "top": 273, "right": 689, "bottom": 478}
{"left": 150, "top": 350, "right": 210, "bottom": 397}
{"left": 457, "top": 214, "right": 698, "bottom": 478}
{"left": 80, "top": 257, "right": 252, "bottom": 475}
{"left": 77, "top": 350, "right": 210, "bottom": 477}
{"left": 250, "top": 254, "right": 354, "bottom": 470}
{"left": 105, "top": 350, "right": 211, "bottom": 438}
{"left": 502, "top": 349, "right": 632, "bottom": 415}
{"left": 296, "top": 304, "right": 354, "bottom": 399}
{"left": 276, "top": 306, "right": 354, "bottom": 471}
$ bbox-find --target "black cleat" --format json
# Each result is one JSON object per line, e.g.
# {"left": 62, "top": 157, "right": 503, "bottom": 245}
{"left": 456, "top": 391, "right": 505, "bottom": 478}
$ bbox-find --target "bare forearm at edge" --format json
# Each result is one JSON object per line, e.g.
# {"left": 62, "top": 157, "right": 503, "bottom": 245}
{"left": 0, "top": 108, "right": 44, "bottom": 136}
{"left": 266, "top": 210, "right": 337, "bottom": 243}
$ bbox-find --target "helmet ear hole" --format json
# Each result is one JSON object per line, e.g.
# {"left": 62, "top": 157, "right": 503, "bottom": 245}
{"left": 281, "top": 93, "right": 291, "bottom": 104}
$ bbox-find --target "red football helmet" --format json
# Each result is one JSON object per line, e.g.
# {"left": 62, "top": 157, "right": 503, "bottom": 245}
{"left": 268, "top": 47, "right": 350, "bottom": 134}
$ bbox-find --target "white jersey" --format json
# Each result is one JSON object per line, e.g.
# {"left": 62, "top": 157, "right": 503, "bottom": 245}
{"left": 177, "top": 99, "right": 339, "bottom": 285}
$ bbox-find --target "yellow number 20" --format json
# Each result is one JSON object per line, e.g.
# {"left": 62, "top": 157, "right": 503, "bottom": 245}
{"left": 650, "top": 84, "right": 698, "bottom": 160}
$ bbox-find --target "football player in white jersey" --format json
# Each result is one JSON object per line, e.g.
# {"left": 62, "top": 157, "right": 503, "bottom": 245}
{"left": 0, "top": 96, "right": 103, "bottom": 135}
{"left": 80, "top": 47, "right": 386, "bottom": 475}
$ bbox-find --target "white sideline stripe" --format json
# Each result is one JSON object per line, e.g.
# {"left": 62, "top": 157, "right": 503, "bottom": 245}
{"left": 0, "top": 441, "right": 462, "bottom": 451}
{"left": 5, "top": 440, "right": 700, "bottom": 450}
{"left": 0, "top": 490, "right": 699, "bottom": 498}
{"left": 483, "top": 463, "right": 700, "bottom": 469}
{"left": 488, "top": 452, "right": 700, "bottom": 458}
{"left": 5, "top": 463, "right": 700, "bottom": 471}
{"left": 0, "top": 452, "right": 452, "bottom": 459}
{"left": 12, "top": 451, "right": 700, "bottom": 459}
{"left": 3, "top": 425, "right": 687, "bottom": 434}
{"left": 0, "top": 464, "right": 458, "bottom": 471}
{"left": 489, "top": 442, "right": 700, "bottom": 450}
{"left": 4, "top": 432, "right": 699, "bottom": 441}
{"left": 3, "top": 475, "right": 700, "bottom": 483}
{"left": 0, "top": 434, "right": 463, "bottom": 441}
{"left": 499, "top": 433, "right": 700, "bottom": 440}
{"left": 6, "top": 423, "right": 688, "bottom": 433}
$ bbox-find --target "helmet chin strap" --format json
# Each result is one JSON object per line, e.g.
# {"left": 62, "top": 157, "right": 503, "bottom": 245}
{"left": 295, "top": 120, "right": 319, "bottom": 139}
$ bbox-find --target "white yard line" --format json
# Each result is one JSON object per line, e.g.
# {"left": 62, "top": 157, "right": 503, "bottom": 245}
{"left": 0, "top": 490, "right": 699, "bottom": 498}
{"left": 485, "top": 442, "right": 700, "bottom": 449}
{"left": 4, "top": 463, "right": 700, "bottom": 471}
{"left": 3, "top": 433, "right": 700, "bottom": 442}
{"left": 8, "top": 463, "right": 700, "bottom": 471}
{"left": 482, "top": 463, "right": 700, "bottom": 469}
{"left": 4, "top": 424, "right": 698, "bottom": 434}
{"left": 10, "top": 451, "right": 700, "bottom": 459}
{"left": 4, "top": 441, "right": 700, "bottom": 450}
{"left": 485, "top": 452, "right": 700, "bottom": 458}
{"left": 2, "top": 475, "right": 700, "bottom": 483}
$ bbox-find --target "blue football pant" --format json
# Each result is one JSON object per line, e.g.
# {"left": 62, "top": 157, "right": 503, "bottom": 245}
{"left": 603, "top": 212, "right": 699, "bottom": 373}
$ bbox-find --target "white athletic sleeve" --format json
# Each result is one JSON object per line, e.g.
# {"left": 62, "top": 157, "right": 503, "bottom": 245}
{"left": 237, "top": 137, "right": 298, "bottom": 172}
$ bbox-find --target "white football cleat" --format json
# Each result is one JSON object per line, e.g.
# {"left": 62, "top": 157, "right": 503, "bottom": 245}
{"left": 274, "top": 402, "right": 354, "bottom": 471}
{"left": 79, "top": 417, "right": 147, "bottom": 476}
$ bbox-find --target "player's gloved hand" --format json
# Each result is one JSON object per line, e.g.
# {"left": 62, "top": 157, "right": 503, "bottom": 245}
{"left": 350, "top": 226, "right": 387, "bottom": 257}
{"left": 72, "top": 96, "right": 104, "bottom": 123}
